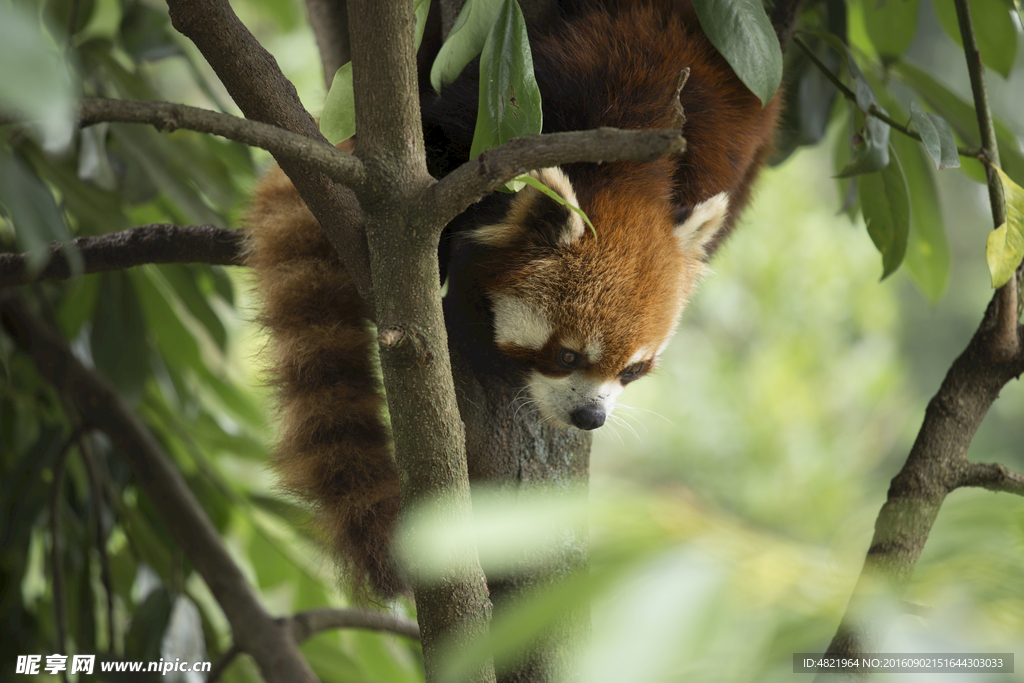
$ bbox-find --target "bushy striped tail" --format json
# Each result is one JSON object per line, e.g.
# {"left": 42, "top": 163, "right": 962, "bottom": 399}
{"left": 246, "top": 161, "right": 404, "bottom": 597}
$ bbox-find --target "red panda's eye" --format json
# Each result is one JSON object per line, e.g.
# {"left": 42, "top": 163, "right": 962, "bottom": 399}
{"left": 621, "top": 361, "right": 645, "bottom": 378}
{"left": 557, "top": 348, "right": 580, "bottom": 368}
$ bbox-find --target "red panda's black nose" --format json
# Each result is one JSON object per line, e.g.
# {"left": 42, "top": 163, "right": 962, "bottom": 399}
{"left": 570, "top": 406, "right": 606, "bottom": 430}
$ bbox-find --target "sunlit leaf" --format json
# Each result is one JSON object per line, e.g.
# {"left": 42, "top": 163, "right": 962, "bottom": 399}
{"left": 909, "top": 101, "right": 960, "bottom": 170}
{"left": 320, "top": 62, "right": 354, "bottom": 144}
{"left": 986, "top": 166, "right": 1024, "bottom": 288}
{"left": 430, "top": 0, "right": 504, "bottom": 92}
{"left": 859, "top": 144, "right": 910, "bottom": 279}
{"left": 469, "top": 0, "right": 542, "bottom": 159}
{"left": 692, "top": 0, "right": 783, "bottom": 106}
{"left": 863, "top": 0, "right": 920, "bottom": 57}
{"left": 933, "top": 0, "right": 1017, "bottom": 78}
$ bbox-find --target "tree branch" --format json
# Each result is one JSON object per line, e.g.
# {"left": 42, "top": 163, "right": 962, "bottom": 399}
{"left": 954, "top": 461, "right": 1024, "bottom": 496}
{"left": 304, "top": 0, "right": 351, "bottom": 89}
{"left": 0, "top": 295, "right": 319, "bottom": 683}
{"left": 165, "top": 0, "right": 374, "bottom": 309}
{"left": 953, "top": 0, "right": 1019, "bottom": 360}
{"left": 208, "top": 607, "right": 420, "bottom": 683}
{"left": 79, "top": 98, "right": 366, "bottom": 188}
{"left": 0, "top": 224, "right": 246, "bottom": 288}
{"left": 819, "top": 300, "right": 1024, "bottom": 677}
{"left": 346, "top": 1, "right": 494, "bottom": 681}
{"left": 429, "top": 128, "right": 687, "bottom": 236}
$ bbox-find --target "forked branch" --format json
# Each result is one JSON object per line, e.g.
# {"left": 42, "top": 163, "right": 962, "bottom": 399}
{"left": 818, "top": 0, "right": 1024, "bottom": 675}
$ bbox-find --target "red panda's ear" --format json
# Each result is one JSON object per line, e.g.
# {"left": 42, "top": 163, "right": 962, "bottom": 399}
{"left": 471, "top": 167, "right": 585, "bottom": 249}
{"left": 674, "top": 192, "right": 729, "bottom": 255}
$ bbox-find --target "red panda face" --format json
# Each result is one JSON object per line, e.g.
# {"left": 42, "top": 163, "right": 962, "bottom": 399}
{"left": 472, "top": 167, "right": 729, "bottom": 430}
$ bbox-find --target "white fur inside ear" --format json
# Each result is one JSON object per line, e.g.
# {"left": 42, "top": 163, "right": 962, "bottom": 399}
{"left": 531, "top": 167, "right": 585, "bottom": 246}
{"left": 470, "top": 166, "right": 585, "bottom": 248}
{"left": 491, "top": 294, "right": 553, "bottom": 350}
{"left": 674, "top": 192, "right": 729, "bottom": 253}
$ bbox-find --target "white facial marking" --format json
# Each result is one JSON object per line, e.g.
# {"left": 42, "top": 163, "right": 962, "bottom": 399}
{"left": 491, "top": 294, "right": 552, "bottom": 350}
{"left": 626, "top": 347, "right": 652, "bottom": 366}
{"left": 526, "top": 372, "right": 625, "bottom": 429}
{"left": 584, "top": 338, "right": 604, "bottom": 362}
{"left": 675, "top": 191, "right": 729, "bottom": 253}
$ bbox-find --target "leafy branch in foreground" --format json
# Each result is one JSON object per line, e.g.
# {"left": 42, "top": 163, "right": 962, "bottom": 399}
{"left": 818, "top": 0, "right": 1024, "bottom": 673}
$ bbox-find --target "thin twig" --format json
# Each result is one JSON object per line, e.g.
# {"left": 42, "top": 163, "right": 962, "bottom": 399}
{"left": 793, "top": 36, "right": 976, "bottom": 159}
{"left": 0, "top": 224, "right": 246, "bottom": 288}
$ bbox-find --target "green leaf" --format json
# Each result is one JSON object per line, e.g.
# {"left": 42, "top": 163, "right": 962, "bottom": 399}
{"left": 125, "top": 586, "right": 173, "bottom": 662}
{"left": 320, "top": 0, "right": 429, "bottom": 143}
{"left": 469, "top": 0, "right": 543, "bottom": 159}
{"left": 0, "top": 152, "right": 80, "bottom": 278}
{"left": 512, "top": 174, "right": 597, "bottom": 240}
{"left": 836, "top": 109, "right": 891, "bottom": 177}
{"left": 933, "top": 0, "right": 1017, "bottom": 78}
{"left": 986, "top": 166, "right": 1024, "bottom": 288}
{"left": 430, "top": 0, "right": 505, "bottom": 92}
{"left": 110, "top": 125, "right": 225, "bottom": 226}
{"left": 90, "top": 271, "right": 152, "bottom": 402}
{"left": 120, "top": 1, "right": 182, "bottom": 62}
{"left": 909, "top": 101, "right": 961, "bottom": 170}
{"left": 414, "top": 0, "right": 432, "bottom": 53}
{"left": 18, "top": 140, "right": 132, "bottom": 236}
{"left": 320, "top": 62, "right": 355, "bottom": 144}
{"left": 56, "top": 274, "right": 101, "bottom": 338}
{"left": 863, "top": 0, "right": 920, "bottom": 57}
{"left": 163, "top": 265, "right": 228, "bottom": 351}
{"left": 692, "top": 0, "right": 783, "bottom": 106}
{"left": 131, "top": 268, "right": 203, "bottom": 373}
{"left": 859, "top": 144, "right": 910, "bottom": 279}
{"left": 0, "top": 3, "right": 76, "bottom": 150}
{"left": 892, "top": 130, "right": 950, "bottom": 301}
{"left": 890, "top": 61, "right": 1024, "bottom": 185}
{"left": 808, "top": 29, "right": 878, "bottom": 113}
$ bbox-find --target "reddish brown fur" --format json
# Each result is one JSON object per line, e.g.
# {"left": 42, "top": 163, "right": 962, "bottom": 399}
{"left": 246, "top": 144, "right": 404, "bottom": 597}
{"left": 249, "top": 0, "right": 782, "bottom": 594}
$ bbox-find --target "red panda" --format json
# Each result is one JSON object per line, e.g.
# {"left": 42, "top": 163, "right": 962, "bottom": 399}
{"left": 248, "top": 0, "right": 782, "bottom": 595}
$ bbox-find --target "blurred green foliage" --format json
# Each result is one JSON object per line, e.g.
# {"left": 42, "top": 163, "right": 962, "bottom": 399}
{"left": 1, "top": 0, "right": 1023, "bottom": 681}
